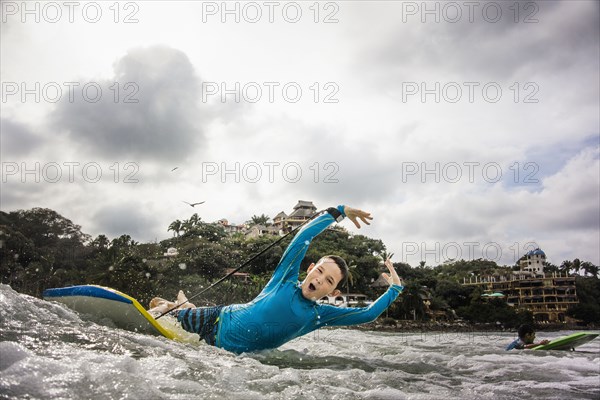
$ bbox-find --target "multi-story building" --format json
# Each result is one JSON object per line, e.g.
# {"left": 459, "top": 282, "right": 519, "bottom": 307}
{"left": 218, "top": 201, "right": 334, "bottom": 238}
{"left": 273, "top": 200, "right": 317, "bottom": 231}
{"left": 245, "top": 224, "right": 279, "bottom": 239}
{"left": 216, "top": 219, "right": 246, "bottom": 235}
{"left": 520, "top": 248, "right": 546, "bottom": 276}
{"left": 462, "top": 248, "right": 578, "bottom": 323}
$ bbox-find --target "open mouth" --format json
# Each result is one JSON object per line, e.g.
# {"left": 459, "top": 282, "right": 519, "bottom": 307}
{"left": 308, "top": 283, "right": 316, "bottom": 291}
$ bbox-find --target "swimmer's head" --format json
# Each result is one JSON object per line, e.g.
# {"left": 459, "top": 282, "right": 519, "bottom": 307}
{"left": 300, "top": 255, "right": 348, "bottom": 301}
{"left": 518, "top": 324, "right": 536, "bottom": 343}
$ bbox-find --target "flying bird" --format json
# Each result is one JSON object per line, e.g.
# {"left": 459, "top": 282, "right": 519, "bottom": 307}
{"left": 171, "top": 167, "right": 179, "bottom": 172}
{"left": 182, "top": 201, "right": 205, "bottom": 207}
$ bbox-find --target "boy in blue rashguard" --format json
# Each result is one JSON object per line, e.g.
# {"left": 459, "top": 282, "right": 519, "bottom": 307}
{"left": 506, "top": 324, "right": 549, "bottom": 350}
{"left": 150, "top": 205, "right": 404, "bottom": 354}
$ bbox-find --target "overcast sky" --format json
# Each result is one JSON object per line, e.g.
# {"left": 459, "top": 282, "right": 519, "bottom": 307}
{"left": 1, "top": 0, "right": 599, "bottom": 267}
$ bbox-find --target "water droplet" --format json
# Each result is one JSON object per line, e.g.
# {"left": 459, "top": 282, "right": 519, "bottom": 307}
{"left": 179, "top": 263, "right": 187, "bottom": 270}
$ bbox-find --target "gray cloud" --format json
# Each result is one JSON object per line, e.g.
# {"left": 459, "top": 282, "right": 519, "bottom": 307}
{"left": 3, "top": 1, "right": 597, "bottom": 266}
{"left": 232, "top": 119, "right": 402, "bottom": 206}
{"left": 0, "top": 181, "right": 46, "bottom": 210}
{"left": 522, "top": 135, "right": 599, "bottom": 179}
{"left": 51, "top": 45, "right": 208, "bottom": 162}
{"left": 92, "top": 203, "right": 160, "bottom": 241}
{"left": 1, "top": 118, "right": 41, "bottom": 158}
{"left": 357, "top": 1, "right": 599, "bottom": 85}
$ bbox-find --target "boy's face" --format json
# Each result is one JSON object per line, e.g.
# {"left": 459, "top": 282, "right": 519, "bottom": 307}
{"left": 523, "top": 332, "right": 536, "bottom": 344}
{"left": 300, "top": 257, "right": 343, "bottom": 301}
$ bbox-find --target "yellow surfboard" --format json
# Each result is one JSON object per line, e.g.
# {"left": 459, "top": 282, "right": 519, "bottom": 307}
{"left": 43, "top": 285, "right": 197, "bottom": 342}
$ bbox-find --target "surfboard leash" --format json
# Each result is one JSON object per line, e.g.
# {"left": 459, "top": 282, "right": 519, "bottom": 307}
{"left": 155, "top": 209, "right": 326, "bottom": 319}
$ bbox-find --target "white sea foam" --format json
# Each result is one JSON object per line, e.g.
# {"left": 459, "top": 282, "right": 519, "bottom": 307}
{"left": 1, "top": 284, "right": 599, "bottom": 400}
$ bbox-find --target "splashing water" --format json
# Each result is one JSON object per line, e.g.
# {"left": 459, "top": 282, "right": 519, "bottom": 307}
{"left": 0, "top": 285, "right": 598, "bottom": 399}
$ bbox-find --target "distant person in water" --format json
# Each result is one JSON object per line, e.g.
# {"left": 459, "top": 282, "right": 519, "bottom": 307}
{"left": 148, "top": 205, "right": 404, "bottom": 354}
{"left": 506, "top": 324, "right": 550, "bottom": 350}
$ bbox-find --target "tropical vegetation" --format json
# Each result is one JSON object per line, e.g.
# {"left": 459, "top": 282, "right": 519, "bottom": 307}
{"left": 1, "top": 208, "right": 598, "bottom": 328}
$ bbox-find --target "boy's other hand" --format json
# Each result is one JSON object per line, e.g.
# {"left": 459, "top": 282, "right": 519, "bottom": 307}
{"left": 382, "top": 258, "right": 402, "bottom": 286}
{"left": 344, "top": 206, "right": 372, "bottom": 229}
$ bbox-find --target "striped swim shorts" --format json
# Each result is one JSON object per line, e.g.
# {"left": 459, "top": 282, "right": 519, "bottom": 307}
{"left": 173, "top": 306, "right": 224, "bottom": 345}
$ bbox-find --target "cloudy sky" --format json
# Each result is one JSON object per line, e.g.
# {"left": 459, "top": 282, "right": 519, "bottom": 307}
{"left": 1, "top": 0, "right": 599, "bottom": 267}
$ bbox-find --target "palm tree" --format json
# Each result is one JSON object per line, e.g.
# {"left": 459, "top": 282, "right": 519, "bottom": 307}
{"left": 189, "top": 213, "right": 201, "bottom": 226}
{"left": 92, "top": 234, "right": 110, "bottom": 249}
{"left": 181, "top": 214, "right": 201, "bottom": 235}
{"left": 581, "top": 262, "right": 599, "bottom": 278}
{"left": 401, "top": 282, "right": 428, "bottom": 320}
{"left": 168, "top": 220, "right": 182, "bottom": 237}
{"left": 346, "top": 264, "right": 359, "bottom": 294}
{"left": 560, "top": 260, "right": 573, "bottom": 276}
{"left": 378, "top": 251, "right": 394, "bottom": 262}
{"left": 572, "top": 259, "right": 582, "bottom": 275}
{"left": 249, "top": 214, "right": 271, "bottom": 226}
{"left": 543, "top": 262, "right": 560, "bottom": 275}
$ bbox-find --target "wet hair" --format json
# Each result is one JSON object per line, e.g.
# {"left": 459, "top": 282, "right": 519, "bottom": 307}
{"left": 517, "top": 324, "right": 535, "bottom": 339}
{"left": 321, "top": 255, "right": 348, "bottom": 290}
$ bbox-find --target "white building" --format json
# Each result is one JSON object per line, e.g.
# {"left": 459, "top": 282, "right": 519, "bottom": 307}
{"left": 163, "top": 247, "right": 179, "bottom": 257}
{"left": 519, "top": 248, "right": 546, "bottom": 276}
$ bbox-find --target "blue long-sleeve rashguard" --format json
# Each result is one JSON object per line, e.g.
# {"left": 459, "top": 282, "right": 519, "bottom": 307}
{"left": 211, "top": 206, "right": 403, "bottom": 354}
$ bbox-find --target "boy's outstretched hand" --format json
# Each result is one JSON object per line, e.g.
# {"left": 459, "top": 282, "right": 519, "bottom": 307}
{"left": 343, "top": 206, "right": 373, "bottom": 229}
{"left": 382, "top": 258, "right": 403, "bottom": 286}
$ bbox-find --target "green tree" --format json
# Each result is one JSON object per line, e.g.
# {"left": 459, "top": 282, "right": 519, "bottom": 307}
{"left": 560, "top": 260, "right": 574, "bottom": 275}
{"left": 567, "top": 276, "right": 600, "bottom": 324}
{"left": 580, "top": 262, "right": 599, "bottom": 278}
{"left": 543, "top": 262, "right": 560, "bottom": 274}
{"left": 168, "top": 220, "right": 183, "bottom": 237}
{"left": 248, "top": 214, "right": 271, "bottom": 226}
{"left": 397, "top": 282, "right": 427, "bottom": 320}
{"left": 457, "top": 298, "right": 532, "bottom": 328}
{"left": 91, "top": 234, "right": 110, "bottom": 249}
{"left": 236, "top": 235, "right": 283, "bottom": 275}
{"left": 377, "top": 250, "right": 394, "bottom": 262}
{"left": 181, "top": 213, "right": 201, "bottom": 235}
{"left": 0, "top": 209, "right": 91, "bottom": 296}
{"left": 3, "top": 208, "right": 90, "bottom": 248}
{"left": 346, "top": 264, "right": 359, "bottom": 293}
{"left": 434, "top": 279, "right": 471, "bottom": 309}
